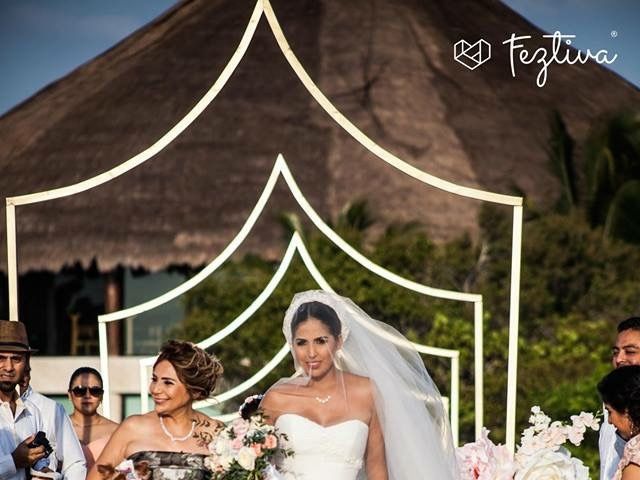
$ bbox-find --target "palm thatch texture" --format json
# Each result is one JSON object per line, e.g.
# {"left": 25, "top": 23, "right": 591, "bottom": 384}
{"left": 0, "top": 0, "right": 638, "bottom": 273}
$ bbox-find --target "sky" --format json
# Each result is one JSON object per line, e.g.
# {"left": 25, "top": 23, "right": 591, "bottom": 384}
{"left": 0, "top": 0, "right": 177, "bottom": 115}
{"left": 502, "top": 0, "right": 639, "bottom": 87}
{"left": 0, "top": 0, "right": 638, "bottom": 116}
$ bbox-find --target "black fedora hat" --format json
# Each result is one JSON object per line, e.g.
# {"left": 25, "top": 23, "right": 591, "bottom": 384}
{"left": 0, "top": 320, "right": 37, "bottom": 353}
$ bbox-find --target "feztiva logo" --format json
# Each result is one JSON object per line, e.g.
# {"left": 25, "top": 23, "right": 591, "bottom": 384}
{"left": 453, "top": 39, "right": 492, "bottom": 70}
{"left": 453, "top": 31, "right": 618, "bottom": 87}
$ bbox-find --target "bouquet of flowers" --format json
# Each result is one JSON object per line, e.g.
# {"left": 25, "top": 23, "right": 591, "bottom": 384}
{"left": 205, "top": 398, "right": 293, "bottom": 480}
{"left": 457, "top": 407, "right": 600, "bottom": 480}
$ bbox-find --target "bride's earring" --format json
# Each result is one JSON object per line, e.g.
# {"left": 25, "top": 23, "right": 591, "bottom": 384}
{"left": 333, "top": 349, "right": 344, "bottom": 365}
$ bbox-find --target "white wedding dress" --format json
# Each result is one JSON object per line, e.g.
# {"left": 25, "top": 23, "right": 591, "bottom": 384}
{"left": 267, "top": 291, "right": 460, "bottom": 480}
{"left": 275, "top": 413, "right": 368, "bottom": 480}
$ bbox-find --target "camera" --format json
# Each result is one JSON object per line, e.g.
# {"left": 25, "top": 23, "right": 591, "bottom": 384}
{"left": 27, "top": 432, "right": 53, "bottom": 458}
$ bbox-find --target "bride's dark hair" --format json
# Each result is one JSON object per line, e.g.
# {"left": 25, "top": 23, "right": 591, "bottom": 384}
{"left": 598, "top": 365, "right": 640, "bottom": 427}
{"left": 155, "top": 340, "right": 223, "bottom": 400}
{"left": 291, "top": 301, "right": 341, "bottom": 338}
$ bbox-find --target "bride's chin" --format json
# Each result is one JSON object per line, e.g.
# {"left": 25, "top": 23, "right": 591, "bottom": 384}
{"left": 304, "top": 367, "right": 333, "bottom": 379}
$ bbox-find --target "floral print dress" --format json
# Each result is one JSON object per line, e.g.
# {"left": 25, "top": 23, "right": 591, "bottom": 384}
{"left": 128, "top": 451, "right": 211, "bottom": 480}
{"left": 614, "top": 435, "right": 640, "bottom": 480}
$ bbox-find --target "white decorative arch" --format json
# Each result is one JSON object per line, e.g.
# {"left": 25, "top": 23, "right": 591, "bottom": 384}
{"left": 5, "top": 0, "right": 522, "bottom": 449}
{"left": 96, "top": 155, "right": 479, "bottom": 441}
{"left": 132, "top": 232, "right": 461, "bottom": 444}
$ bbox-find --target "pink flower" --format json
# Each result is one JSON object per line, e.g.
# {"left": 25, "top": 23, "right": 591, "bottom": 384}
{"left": 231, "top": 418, "right": 250, "bottom": 437}
{"left": 264, "top": 434, "right": 277, "bottom": 449}
{"left": 251, "top": 443, "right": 263, "bottom": 456}
{"left": 456, "top": 428, "right": 516, "bottom": 480}
{"left": 231, "top": 436, "right": 244, "bottom": 451}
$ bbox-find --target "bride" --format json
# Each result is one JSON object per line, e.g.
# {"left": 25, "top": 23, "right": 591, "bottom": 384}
{"left": 261, "top": 290, "right": 459, "bottom": 480}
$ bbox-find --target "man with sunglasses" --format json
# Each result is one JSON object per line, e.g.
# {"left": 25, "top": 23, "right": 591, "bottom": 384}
{"left": 21, "top": 367, "right": 86, "bottom": 480}
{"left": 0, "top": 320, "right": 51, "bottom": 480}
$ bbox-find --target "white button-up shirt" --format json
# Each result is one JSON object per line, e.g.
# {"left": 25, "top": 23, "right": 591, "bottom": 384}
{"left": 21, "top": 387, "right": 86, "bottom": 480}
{"left": 0, "top": 393, "right": 44, "bottom": 480}
{"left": 599, "top": 410, "right": 626, "bottom": 480}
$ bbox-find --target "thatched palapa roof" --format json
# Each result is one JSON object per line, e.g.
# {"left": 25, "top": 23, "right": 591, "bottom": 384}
{"left": 0, "top": 0, "right": 638, "bottom": 272}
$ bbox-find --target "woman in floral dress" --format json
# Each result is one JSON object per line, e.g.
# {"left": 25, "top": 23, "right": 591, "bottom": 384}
{"left": 87, "top": 340, "right": 224, "bottom": 480}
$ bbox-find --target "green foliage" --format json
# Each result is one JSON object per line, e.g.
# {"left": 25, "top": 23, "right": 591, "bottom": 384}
{"left": 585, "top": 110, "right": 640, "bottom": 233}
{"left": 548, "top": 109, "right": 578, "bottom": 212}
{"left": 475, "top": 204, "right": 640, "bottom": 472}
{"left": 547, "top": 109, "right": 640, "bottom": 245}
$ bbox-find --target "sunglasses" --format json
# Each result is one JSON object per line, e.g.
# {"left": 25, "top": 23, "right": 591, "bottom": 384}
{"left": 70, "top": 386, "right": 104, "bottom": 397}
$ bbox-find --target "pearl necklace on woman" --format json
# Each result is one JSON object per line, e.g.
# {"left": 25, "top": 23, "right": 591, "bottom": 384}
{"left": 159, "top": 416, "right": 196, "bottom": 442}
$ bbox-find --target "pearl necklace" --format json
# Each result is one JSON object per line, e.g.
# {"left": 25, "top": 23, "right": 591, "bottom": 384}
{"left": 159, "top": 416, "right": 195, "bottom": 442}
{"left": 314, "top": 395, "right": 331, "bottom": 404}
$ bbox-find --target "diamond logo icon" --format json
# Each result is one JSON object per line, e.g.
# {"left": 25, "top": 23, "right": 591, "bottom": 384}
{"left": 454, "top": 39, "right": 491, "bottom": 70}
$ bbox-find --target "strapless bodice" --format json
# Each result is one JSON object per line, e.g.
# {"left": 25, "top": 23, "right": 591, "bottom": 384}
{"left": 275, "top": 413, "right": 368, "bottom": 480}
{"left": 82, "top": 436, "right": 110, "bottom": 470}
{"left": 127, "top": 451, "right": 210, "bottom": 480}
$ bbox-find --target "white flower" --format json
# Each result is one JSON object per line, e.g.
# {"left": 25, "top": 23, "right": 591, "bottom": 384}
{"left": 203, "top": 456, "right": 216, "bottom": 471}
{"left": 515, "top": 448, "right": 589, "bottom": 480}
{"left": 461, "top": 408, "right": 599, "bottom": 480}
{"left": 237, "top": 446, "right": 257, "bottom": 471}
{"left": 217, "top": 454, "right": 233, "bottom": 470}
{"left": 566, "top": 425, "right": 586, "bottom": 446}
{"left": 250, "top": 415, "right": 264, "bottom": 429}
{"left": 213, "top": 436, "right": 232, "bottom": 456}
{"left": 572, "top": 411, "right": 600, "bottom": 431}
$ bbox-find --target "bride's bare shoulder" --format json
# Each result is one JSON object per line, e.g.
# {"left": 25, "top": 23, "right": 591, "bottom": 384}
{"left": 262, "top": 383, "right": 298, "bottom": 407}
{"left": 342, "top": 372, "right": 372, "bottom": 389}
{"left": 342, "top": 373, "right": 376, "bottom": 401}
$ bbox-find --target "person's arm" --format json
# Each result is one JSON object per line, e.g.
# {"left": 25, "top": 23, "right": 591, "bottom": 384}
{"left": 364, "top": 407, "right": 387, "bottom": 480}
{"left": 53, "top": 404, "right": 86, "bottom": 480}
{"left": 86, "top": 417, "right": 135, "bottom": 480}
{"left": 622, "top": 463, "right": 640, "bottom": 480}
{"left": 1, "top": 435, "right": 45, "bottom": 479}
{"left": 259, "top": 390, "right": 282, "bottom": 426}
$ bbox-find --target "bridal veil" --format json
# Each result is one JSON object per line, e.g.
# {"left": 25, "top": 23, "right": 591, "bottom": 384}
{"left": 269, "top": 290, "right": 459, "bottom": 480}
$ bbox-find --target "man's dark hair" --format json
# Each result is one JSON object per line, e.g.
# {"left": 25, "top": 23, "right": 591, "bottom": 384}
{"left": 617, "top": 317, "right": 640, "bottom": 333}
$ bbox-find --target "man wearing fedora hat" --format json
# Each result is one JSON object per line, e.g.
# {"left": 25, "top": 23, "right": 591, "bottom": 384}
{"left": 0, "top": 320, "right": 51, "bottom": 480}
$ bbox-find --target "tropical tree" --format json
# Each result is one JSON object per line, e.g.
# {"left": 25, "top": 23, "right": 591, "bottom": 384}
{"left": 584, "top": 110, "right": 640, "bottom": 243}
{"left": 545, "top": 108, "right": 640, "bottom": 243}
{"left": 547, "top": 110, "right": 578, "bottom": 213}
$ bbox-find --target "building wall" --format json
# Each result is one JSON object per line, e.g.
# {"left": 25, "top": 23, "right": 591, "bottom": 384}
{"left": 30, "top": 356, "right": 145, "bottom": 421}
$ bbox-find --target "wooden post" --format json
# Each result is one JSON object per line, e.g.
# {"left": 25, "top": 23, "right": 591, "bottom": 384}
{"left": 104, "top": 269, "right": 122, "bottom": 355}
